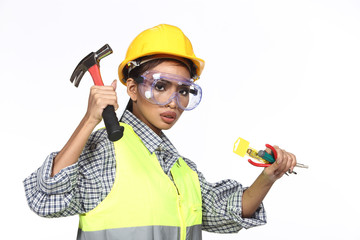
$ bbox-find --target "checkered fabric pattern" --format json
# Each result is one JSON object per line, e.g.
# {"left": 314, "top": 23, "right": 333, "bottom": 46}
{"left": 24, "top": 110, "right": 266, "bottom": 233}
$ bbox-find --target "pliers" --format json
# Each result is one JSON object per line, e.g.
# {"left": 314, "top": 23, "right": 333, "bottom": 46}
{"left": 248, "top": 144, "right": 309, "bottom": 169}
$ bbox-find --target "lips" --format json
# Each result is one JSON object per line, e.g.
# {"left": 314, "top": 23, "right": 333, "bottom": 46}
{"left": 160, "top": 111, "right": 177, "bottom": 124}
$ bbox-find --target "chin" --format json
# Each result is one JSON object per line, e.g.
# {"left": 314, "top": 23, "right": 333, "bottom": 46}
{"left": 160, "top": 124, "right": 174, "bottom": 131}
{"left": 159, "top": 121, "right": 178, "bottom": 131}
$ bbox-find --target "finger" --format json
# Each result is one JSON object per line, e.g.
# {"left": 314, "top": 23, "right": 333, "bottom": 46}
{"left": 288, "top": 152, "right": 297, "bottom": 172}
{"left": 265, "top": 145, "right": 292, "bottom": 178}
{"left": 111, "top": 79, "right": 117, "bottom": 90}
{"left": 91, "top": 85, "right": 117, "bottom": 93}
{"left": 284, "top": 152, "right": 293, "bottom": 173}
{"left": 279, "top": 150, "right": 296, "bottom": 174}
{"left": 267, "top": 148, "right": 283, "bottom": 173}
{"left": 274, "top": 147, "right": 291, "bottom": 174}
{"left": 273, "top": 145, "right": 283, "bottom": 164}
{"left": 93, "top": 92, "right": 117, "bottom": 100}
{"left": 265, "top": 145, "right": 280, "bottom": 158}
{"left": 95, "top": 97, "right": 119, "bottom": 111}
{"left": 90, "top": 88, "right": 117, "bottom": 99}
{"left": 92, "top": 86, "right": 117, "bottom": 93}
{"left": 265, "top": 147, "right": 272, "bottom": 154}
{"left": 89, "top": 88, "right": 118, "bottom": 110}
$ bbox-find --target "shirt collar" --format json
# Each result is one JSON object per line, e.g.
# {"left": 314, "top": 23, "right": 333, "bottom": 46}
{"left": 120, "top": 110, "right": 179, "bottom": 156}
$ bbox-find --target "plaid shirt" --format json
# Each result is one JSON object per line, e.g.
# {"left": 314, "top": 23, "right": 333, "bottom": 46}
{"left": 24, "top": 110, "right": 266, "bottom": 233}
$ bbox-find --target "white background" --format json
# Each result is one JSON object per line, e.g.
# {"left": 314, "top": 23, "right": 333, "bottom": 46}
{"left": 1, "top": 0, "right": 359, "bottom": 239}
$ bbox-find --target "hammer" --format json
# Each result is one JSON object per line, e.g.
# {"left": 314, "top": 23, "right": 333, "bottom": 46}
{"left": 70, "top": 44, "right": 124, "bottom": 142}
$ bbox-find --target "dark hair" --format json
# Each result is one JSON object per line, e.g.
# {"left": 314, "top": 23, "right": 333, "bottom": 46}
{"left": 124, "top": 58, "right": 193, "bottom": 112}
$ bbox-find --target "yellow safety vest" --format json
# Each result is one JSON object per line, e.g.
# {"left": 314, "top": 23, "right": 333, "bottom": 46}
{"left": 77, "top": 123, "right": 202, "bottom": 240}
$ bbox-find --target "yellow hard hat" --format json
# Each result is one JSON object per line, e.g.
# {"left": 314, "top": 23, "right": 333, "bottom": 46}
{"left": 118, "top": 24, "right": 205, "bottom": 85}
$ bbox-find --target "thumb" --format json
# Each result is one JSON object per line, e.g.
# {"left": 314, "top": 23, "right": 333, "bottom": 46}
{"left": 111, "top": 79, "right": 117, "bottom": 90}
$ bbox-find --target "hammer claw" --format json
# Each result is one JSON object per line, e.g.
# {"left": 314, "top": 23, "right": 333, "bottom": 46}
{"left": 73, "top": 69, "right": 85, "bottom": 87}
{"left": 70, "top": 66, "right": 83, "bottom": 85}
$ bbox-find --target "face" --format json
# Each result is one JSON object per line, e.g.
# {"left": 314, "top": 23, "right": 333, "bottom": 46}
{"left": 127, "top": 60, "right": 190, "bottom": 135}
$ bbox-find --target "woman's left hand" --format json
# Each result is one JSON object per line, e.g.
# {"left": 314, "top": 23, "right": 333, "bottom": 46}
{"left": 263, "top": 145, "right": 297, "bottom": 183}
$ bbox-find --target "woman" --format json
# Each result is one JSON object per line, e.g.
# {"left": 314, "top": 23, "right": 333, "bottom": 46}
{"left": 24, "top": 24, "right": 297, "bottom": 240}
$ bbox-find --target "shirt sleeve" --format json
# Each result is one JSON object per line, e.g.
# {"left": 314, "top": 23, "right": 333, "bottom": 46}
{"left": 23, "top": 128, "right": 116, "bottom": 218}
{"left": 183, "top": 158, "right": 267, "bottom": 233}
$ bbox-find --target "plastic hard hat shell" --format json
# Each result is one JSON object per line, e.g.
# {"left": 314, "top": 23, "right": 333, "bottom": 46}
{"left": 118, "top": 24, "right": 205, "bottom": 85}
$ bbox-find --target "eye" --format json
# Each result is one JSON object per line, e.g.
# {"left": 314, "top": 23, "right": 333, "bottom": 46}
{"left": 179, "top": 86, "right": 190, "bottom": 96}
{"left": 154, "top": 81, "right": 167, "bottom": 91}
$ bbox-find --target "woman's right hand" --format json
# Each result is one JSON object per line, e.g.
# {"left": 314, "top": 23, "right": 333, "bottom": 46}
{"left": 52, "top": 80, "right": 119, "bottom": 176}
{"left": 85, "top": 80, "right": 119, "bottom": 125}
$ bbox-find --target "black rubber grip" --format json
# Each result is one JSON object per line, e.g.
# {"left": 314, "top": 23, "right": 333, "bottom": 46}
{"left": 102, "top": 105, "right": 124, "bottom": 142}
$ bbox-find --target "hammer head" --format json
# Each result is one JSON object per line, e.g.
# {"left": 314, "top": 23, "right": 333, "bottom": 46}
{"left": 70, "top": 44, "right": 113, "bottom": 87}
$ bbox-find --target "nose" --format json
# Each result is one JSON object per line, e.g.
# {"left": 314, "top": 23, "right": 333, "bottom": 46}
{"left": 166, "top": 95, "right": 177, "bottom": 109}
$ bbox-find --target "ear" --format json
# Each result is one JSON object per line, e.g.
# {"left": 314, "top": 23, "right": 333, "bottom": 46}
{"left": 126, "top": 78, "right": 138, "bottom": 101}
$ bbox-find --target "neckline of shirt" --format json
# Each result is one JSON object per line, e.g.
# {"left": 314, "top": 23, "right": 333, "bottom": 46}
{"left": 120, "top": 110, "right": 179, "bottom": 157}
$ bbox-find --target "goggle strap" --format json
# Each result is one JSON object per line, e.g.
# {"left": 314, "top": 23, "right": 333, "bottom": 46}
{"left": 133, "top": 76, "right": 144, "bottom": 84}
{"left": 190, "top": 88, "right": 198, "bottom": 96}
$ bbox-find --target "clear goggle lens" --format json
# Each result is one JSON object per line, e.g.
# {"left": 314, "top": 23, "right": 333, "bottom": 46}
{"left": 138, "top": 71, "right": 202, "bottom": 111}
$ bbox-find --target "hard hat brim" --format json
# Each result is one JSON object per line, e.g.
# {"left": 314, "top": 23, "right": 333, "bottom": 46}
{"left": 118, "top": 52, "right": 205, "bottom": 85}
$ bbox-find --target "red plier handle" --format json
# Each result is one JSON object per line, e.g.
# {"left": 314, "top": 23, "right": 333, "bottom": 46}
{"left": 248, "top": 144, "right": 277, "bottom": 167}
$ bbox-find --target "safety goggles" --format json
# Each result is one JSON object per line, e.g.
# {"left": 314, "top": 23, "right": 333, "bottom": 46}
{"left": 135, "top": 71, "right": 202, "bottom": 111}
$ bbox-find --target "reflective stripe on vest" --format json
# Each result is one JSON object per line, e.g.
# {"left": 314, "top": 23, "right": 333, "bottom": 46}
{"left": 77, "top": 225, "right": 202, "bottom": 240}
{"left": 77, "top": 123, "right": 202, "bottom": 240}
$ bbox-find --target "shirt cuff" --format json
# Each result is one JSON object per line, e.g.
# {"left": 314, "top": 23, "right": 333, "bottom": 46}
{"left": 228, "top": 187, "right": 267, "bottom": 229}
{"left": 38, "top": 152, "right": 79, "bottom": 194}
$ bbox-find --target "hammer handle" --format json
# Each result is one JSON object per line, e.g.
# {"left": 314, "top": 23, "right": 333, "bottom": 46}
{"left": 88, "top": 65, "right": 104, "bottom": 86}
{"left": 88, "top": 65, "right": 124, "bottom": 142}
